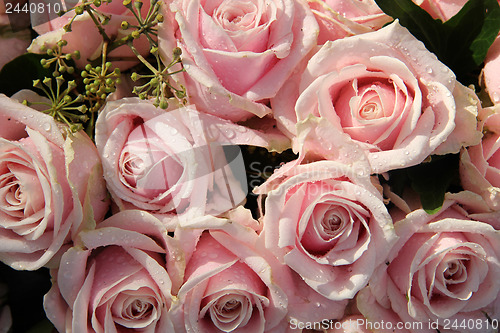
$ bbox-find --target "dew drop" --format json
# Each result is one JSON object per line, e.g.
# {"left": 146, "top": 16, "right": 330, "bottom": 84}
{"left": 493, "top": 92, "right": 500, "bottom": 103}
{"left": 426, "top": 66, "right": 433, "bottom": 74}
{"left": 225, "top": 128, "right": 236, "bottom": 139}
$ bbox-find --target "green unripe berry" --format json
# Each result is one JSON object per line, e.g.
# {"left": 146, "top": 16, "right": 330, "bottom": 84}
{"left": 159, "top": 100, "right": 168, "bottom": 109}
{"left": 131, "top": 30, "right": 140, "bottom": 39}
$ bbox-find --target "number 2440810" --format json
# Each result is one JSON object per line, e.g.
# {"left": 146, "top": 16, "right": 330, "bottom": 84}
{"left": 5, "top": 1, "right": 62, "bottom": 14}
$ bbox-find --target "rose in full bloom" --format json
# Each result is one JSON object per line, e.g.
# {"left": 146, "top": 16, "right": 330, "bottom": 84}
{"left": 358, "top": 192, "right": 500, "bottom": 333}
{"left": 0, "top": 93, "right": 108, "bottom": 270}
{"left": 460, "top": 106, "right": 500, "bottom": 210}
{"left": 170, "top": 210, "right": 346, "bottom": 332}
{"left": 165, "top": 0, "right": 319, "bottom": 121}
{"left": 257, "top": 159, "right": 397, "bottom": 301}
{"left": 28, "top": 0, "right": 150, "bottom": 69}
{"left": 307, "top": 0, "right": 391, "bottom": 44}
{"left": 95, "top": 98, "right": 288, "bottom": 229}
{"left": 273, "top": 21, "right": 468, "bottom": 173}
{"left": 44, "top": 210, "right": 177, "bottom": 332}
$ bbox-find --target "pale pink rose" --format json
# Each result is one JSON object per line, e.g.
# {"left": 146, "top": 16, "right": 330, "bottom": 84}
{"left": 28, "top": 0, "right": 150, "bottom": 69}
{"left": 359, "top": 192, "right": 500, "bottom": 333}
{"left": 165, "top": 0, "right": 319, "bottom": 121}
{"left": 257, "top": 159, "right": 397, "bottom": 301}
{"left": 484, "top": 35, "right": 500, "bottom": 105}
{"left": 273, "top": 21, "right": 462, "bottom": 173}
{"left": 307, "top": 0, "right": 391, "bottom": 44}
{"left": 460, "top": 106, "right": 500, "bottom": 210}
{"left": 0, "top": 93, "right": 108, "bottom": 270}
{"left": 412, "top": 0, "right": 468, "bottom": 21}
{"left": 433, "top": 83, "right": 482, "bottom": 155}
{"left": 170, "top": 212, "right": 346, "bottom": 332}
{"left": 43, "top": 210, "right": 177, "bottom": 332}
{"left": 95, "top": 98, "right": 288, "bottom": 229}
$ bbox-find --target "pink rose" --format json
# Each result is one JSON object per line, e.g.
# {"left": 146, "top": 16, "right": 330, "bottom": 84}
{"left": 28, "top": 0, "right": 150, "bottom": 69}
{"left": 412, "top": 0, "right": 468, "bottom": 21}
{"left": 359, "top": 192, "right": 500, "bottom": 333}
{"left": 165, "top": 0, "right": 319, "bottom": 121}
{"left": 307, "top": 0, "right": 391, "bottom": 44}
{"left": 43, "top": 210, "right": 177, "bottom": 332}
{"left": 257, "top": 160, "right": 397, "bottom": 301}
{"left": 95, "top": 98, "right": 287, "bottom": 229}
{"left": 460, "top": 106, "right": 500, "bottom": 210}
{"left": 0, "top": 93, "right": 108, "bottom": 270}
{"left": 273, "top": 21, "right": 464, "bottom": 173}
{"left": 170, "top": 211, "right": 345, "bottom": 332}
{"left": 484, "top": 35, "right": 500, "bottom": 105}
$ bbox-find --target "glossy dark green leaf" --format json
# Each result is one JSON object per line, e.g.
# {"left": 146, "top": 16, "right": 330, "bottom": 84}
{"left": 406, "top": 154, "right": 460, "bottom": 214}
{"left": 375, "top": 0, "right": 500, "bottom": 85}
{"left": 470, "top": 0, "right": 500, "bottom": 66}
{"left": 0, "top": 53, "right": 52, "bottom": 97}
{"left": 374, "top": 0, "right": 443, "bottom": 56}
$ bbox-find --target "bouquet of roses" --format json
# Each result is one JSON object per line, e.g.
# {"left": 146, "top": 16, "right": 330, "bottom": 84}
{"left": 1, "top": 0, "right": 500, "bottom": 332}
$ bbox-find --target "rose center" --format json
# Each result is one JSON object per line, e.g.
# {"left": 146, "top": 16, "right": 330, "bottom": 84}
{"left": 322, "top": 214, "right": 342, "bottom": 236}
{"left": 125, "top": 299, "right": 153, "bottom": 319}
{"left": 443, "top": 259, "right": 466, "bottom": 281}
{"left": 208, "top": 294, "right": 252, "bottom": 332}
{"left": 359, "top": 102, "right": 379, "bottom": 120}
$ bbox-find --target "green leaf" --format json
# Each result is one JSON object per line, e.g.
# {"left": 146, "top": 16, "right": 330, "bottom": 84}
{"left": 374, "top": 0, "right": 444, "bottom": 56}
{"left": 0, "top": 53, "right": 52, "bottom": 97}
{"left": 406, "top": 154, "right": 460, "bottom": 214}
{"left": 470, "top": 0, "right": 500, "bottom": 66}
{"left": 442, "top": 0, "right": 485, "bottom": 74}
{"left": 375, "top": 0, "right": 500, "bottom": 85}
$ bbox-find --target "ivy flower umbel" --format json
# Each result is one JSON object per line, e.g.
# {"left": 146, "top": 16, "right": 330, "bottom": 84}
{"left": 130, "top": 46, "right": 186, "bottom": 109}
{"left": 27, "top": 76, "right": 88, "bottom": 132}
{"left": 40, "top": 40, "right": 80, "bottom": 77}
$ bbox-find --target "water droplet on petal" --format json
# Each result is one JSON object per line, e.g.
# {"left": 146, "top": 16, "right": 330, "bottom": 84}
{"left": 426, "top": 66, "right": 433, "bottom": 74}
{"left": 493, "top": 92, "right": 500, "bottom": 103}
{"left": 225, "top": 128, "right": 235, "bottom": 139}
